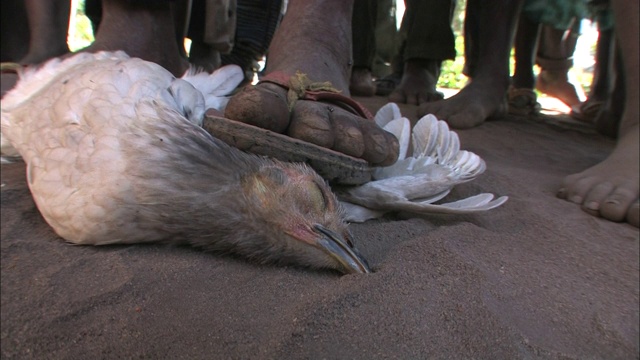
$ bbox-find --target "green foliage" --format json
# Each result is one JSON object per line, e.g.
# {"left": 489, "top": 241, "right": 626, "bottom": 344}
{"left": 69, "top": 14, "right": 94, "bottom": 52}
{"left": 437, "top": 36, "right": 468, "bottom": 89}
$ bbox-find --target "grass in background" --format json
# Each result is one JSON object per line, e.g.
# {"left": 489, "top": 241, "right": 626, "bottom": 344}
{"left": 67, "top": 0, "right": 94, "bottom": 51}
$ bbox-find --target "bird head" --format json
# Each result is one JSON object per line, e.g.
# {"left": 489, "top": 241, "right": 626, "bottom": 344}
{"left": 240, "top": 162, "right": 371, "bottom": 274}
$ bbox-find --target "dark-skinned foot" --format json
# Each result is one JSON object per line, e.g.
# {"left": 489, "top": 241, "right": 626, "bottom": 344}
{"left": 225, "top": 76, "right": 399, "bottom": 166}
{"left": 557, "top": 123, "right": 639, "bottom": 227}
{"left": 557, "top": 0, "right": 639, "bottom": 227}
{"left": 389, "top": 59, "right": 443, "bottom": 106}
{"left": 349, "top": 67, "right": 376, "bottom": 97}
{"left": 536, "top": 69, "right": 585, "bottom": 108}
{"left": 418, "top": 76, "right": 509, "bottom": 129}
{"left": 223, "top": 0, "right": 398, "bottom": 166}
{"left": 81, "top": 0, "right": 190, "bottom": 77}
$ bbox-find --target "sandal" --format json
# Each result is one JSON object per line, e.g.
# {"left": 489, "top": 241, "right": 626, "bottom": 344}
{"left": 570, "top": 100, "right": 604, "bottom": 124}
{"left": 374, "top": 72, "right": 402, "bottom": 96}
{"left": 204, "top": 71, "right": 377, "bottom": 185}
{"left": 507, "top": 86, "right": 541, "bottom": 115}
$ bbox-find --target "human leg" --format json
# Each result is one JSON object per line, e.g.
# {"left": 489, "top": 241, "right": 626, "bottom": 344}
{"left": 225, "top": 0, "right": 399, "bottom": 165}
{"left": 350, "top": 0, "right": 378, "bottom": 96}
{"left": 20, "top": 0, "right": 71, "bottom": 65}
{"left": 571, "top": 27, "right": 614, "bottom": 123}
{"left": 83, "top": 0, "right": 190, "bottom": 77}
{"left": 535, "top": 24, "right": 585, "bottom": 108}
{"left": 419, "top": 0, "right": 524, "bottom": 128}
{"left": 558, "top": 0, "right": 639, "bottom": 227}
{"left": 508, "top": 12, "right": 542, "bottom": 115}
{"left": 388, "top": 0, "right": 456, "bottom": 105}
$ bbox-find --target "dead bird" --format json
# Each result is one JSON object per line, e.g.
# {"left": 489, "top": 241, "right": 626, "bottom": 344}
{"left": 1, "top": 51, "right": 370, "bottom": 274}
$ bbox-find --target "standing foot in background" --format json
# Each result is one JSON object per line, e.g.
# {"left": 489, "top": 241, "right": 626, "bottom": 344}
{"left": 389, "top": 59, "right": 443, "bottom": 106}
{"left": 557, "top": 0, "right": 639, "bottom": 227}
{"left": 419, "top": 0, "right": 523, "bottom": 128}
{"left": 349, "top": 67, "right": 376, "bottom": 97}
{"left": 418, "top": 76, "right": 508, "bottom": 128}
{"left": 536, "top": 69, "right": 585, "bottom": 108}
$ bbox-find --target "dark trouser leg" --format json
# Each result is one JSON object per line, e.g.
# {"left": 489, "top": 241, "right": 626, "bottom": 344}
{"left": 350, "top": 0, "right": 378, "bottom": 96}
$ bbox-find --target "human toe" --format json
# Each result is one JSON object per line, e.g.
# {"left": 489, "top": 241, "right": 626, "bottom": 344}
{"left": 417, "top": 100, "right": 444, "bottom": 119}
{"left": 600, "top": 184, "right": 638, "bottom": 223}
{"left": 561, "top": 174, "right": 592, "bottom": 205}
{"left": 288, "top": 100, "right": 400, "bottom": 165}
{"left": 288, "top": 100, "right": 337, "bottom": 150}
{"left": 360, "top": 122, "right": 399, "bottom": 166}
{"left": 446, "top": 109, "right": 485, "bottom": 129}
{"left": 225, "top": 83, "right": 291, "bottom": 133}
{"left": 388, "top": 89, "right": 408, "bottom": 104}
{"left": 580, "top": 181, "right": 615, "bottom": 216}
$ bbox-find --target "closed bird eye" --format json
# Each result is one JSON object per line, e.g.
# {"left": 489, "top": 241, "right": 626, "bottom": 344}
{"left": 303, "top": 182, "right": 326, "bottom": 214}
{"left": 343, "top": 230, "right": 355, "bottom": 248}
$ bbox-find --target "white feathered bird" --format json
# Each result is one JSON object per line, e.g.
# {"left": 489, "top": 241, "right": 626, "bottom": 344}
{"left": 1, "top": 51, "right": 371, "bottom": 274}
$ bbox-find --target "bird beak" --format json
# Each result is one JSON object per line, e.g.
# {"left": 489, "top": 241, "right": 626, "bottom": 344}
{"left": 313, "top": 224, "right": 371, "bottom": 274}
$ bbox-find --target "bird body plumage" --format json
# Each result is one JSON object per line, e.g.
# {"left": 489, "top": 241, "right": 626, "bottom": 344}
{"left": 1, "top": 51, "right": 370, "bottom": 274}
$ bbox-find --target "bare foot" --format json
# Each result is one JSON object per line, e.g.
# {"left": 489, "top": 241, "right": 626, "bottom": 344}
{"left": 418, "top": 76, "right": 508, "bottom": 129}
{"left": 349, "top": 67, "right": 375, "bottom": 97}
{"left": 224, "top": 0, "right": 399, "bottom": 166}
{"left": 389, "top": 59, "right": 443, "bottom": 106}
{"left": 82, "top": 0, "right": 190, "bottom": 77}
{"left": 557, "top": 124, "right": 639, "bottom": 226}
{"left": 556, "top": 0, "right": 640, "bottom": 227}
{"left": 536, "top": 69, "right": 585, "bottom": 108}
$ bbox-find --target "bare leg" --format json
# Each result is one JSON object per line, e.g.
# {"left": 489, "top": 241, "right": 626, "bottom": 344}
{"left": 511, "top": 13, "right": 540, "bottom": 89}
{"left": 20, "top": 0, "right": 70, "bottom": 65}
{"left": 389, "top": 0, "right": 455, "bottom": 106}
{"left": 594, "top": 46, "right": 624, "bottom": 138}
{"left": 509, "top": 13, "right": 541, "bottom": 115}
{"left": 558, "top": 0, "right": 639, "bottom": 227}
{"left": 419, "top": 0, "right": 524, "bottom": 128}
{"left": 225, "top": 0, "right": 399, "bottom": 165}
{"left": 349, "top": 0, "right": 376, "bottom": 97}
{"left": 586, "top": 28, "right": 615, "bottom": 105}
{"left": 350, "top": 67, "right": 376, "bottom": 96}
{"left": 571, "top": 28, "right": 614, "bottom": 123}
{"left": 83, "top": 0, "right": 189, "bottom": 77}
{"left": 534, "top": 25, "right": 585, "bottom": 108}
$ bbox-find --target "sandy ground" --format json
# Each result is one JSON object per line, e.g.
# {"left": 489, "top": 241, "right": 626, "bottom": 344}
{"left": 1, "top": 95, "right": 638, "bottom": 359}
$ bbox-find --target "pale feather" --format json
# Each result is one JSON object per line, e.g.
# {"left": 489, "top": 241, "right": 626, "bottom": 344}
{"left": 340, "top": 106, "right": 507, "bottom": 222}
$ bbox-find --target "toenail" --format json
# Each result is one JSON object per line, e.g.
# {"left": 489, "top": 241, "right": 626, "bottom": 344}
{"left": 569, "top": 195, "right": 583, "bottom": 204}
{"left": 585, "top": 201, "right": 600, "bottom": 211}
{"left": 605, "top": 198, "right": 620, "bottom": 205}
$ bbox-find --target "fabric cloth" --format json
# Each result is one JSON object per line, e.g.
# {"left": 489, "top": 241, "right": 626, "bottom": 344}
{"left": 400, "top": 0, "right": 457, "bottom": 61}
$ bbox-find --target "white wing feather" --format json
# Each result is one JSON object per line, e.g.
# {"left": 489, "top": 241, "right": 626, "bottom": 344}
{"left": 340, "top": 103, "right": 507, "bottom": 222}
{"left": 181, "top": 64, "right": 244, "bottom": 111}
{"left": 374, "top": 102, "right": 403, "bottom": 128}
